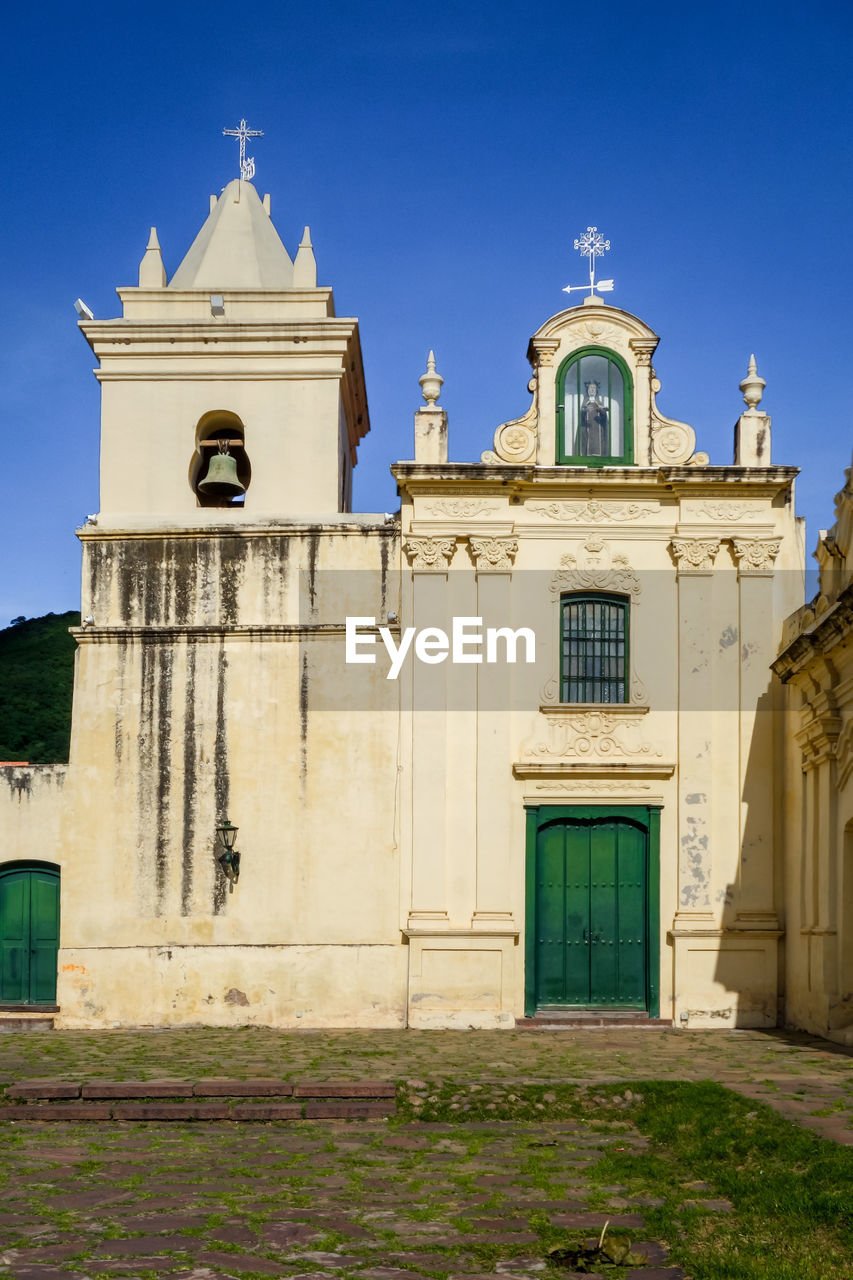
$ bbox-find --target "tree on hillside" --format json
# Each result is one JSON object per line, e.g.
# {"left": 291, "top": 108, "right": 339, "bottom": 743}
{"left": 0, "top": 611, "right": 80, "bottom": 762}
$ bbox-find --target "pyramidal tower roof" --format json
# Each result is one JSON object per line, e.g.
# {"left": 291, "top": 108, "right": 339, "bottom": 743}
{"left": 169, "top": 179, "right": 294, "bottom": 289}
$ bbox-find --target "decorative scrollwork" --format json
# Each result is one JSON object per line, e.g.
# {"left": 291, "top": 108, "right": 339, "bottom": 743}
{"left": 650, "top": 371, "right": 708, "bottom": 466}
{"left": 533, "top": 781, "right": 653, "bottom": 794}
{"left": 482, "top": 376, "right": 538, "bottom": 464}
{"left": 695, "top": 502, "right": 750, "bottom": 521}
{"left": 528, "top": 499, "right": 658, "bottom": 523}
{"left": 423, "top": 499, "right": 498, "bottom": 519}
{"left": 522, "top": 711, "right": 662, "bottom": 760}
{"left": 549, "top": 540, "right": 642, "bottom": 599}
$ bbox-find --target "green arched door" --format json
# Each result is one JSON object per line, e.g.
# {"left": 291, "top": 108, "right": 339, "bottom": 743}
{"left": 0, "top": 865, "right": 60, "bottom": 1005}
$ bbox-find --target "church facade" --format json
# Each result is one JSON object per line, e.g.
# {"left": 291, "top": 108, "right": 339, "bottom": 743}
{"left": 1, "top": 176, "right": 848, "bottom": 1039}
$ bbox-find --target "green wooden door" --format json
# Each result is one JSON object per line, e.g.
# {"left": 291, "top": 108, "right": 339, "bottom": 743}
{"left": 534, "top": 816, "right": 647, "bottom": 1008}
{"left": 0, "top": 867, "right": 60, "bottom": 1005}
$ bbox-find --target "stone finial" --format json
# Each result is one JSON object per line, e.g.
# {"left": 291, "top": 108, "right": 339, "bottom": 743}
{"left": 293, "top": 226, "right": 317, "bottom": 287}
{"left": 739, "top": 354, "right": 765, "bottom": 412}
{"left": 138, "top": 227, "right": 166, "bottom": 288}
{"left": 419, "top": 350, "right": 444, "bottom": 407}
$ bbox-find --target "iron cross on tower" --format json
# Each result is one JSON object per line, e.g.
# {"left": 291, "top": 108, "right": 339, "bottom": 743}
{"left": 563, "top": 227, "right": 615, "bottom": 300}
{"left": 223, "top": 118, "right": 264, "bottom": 181}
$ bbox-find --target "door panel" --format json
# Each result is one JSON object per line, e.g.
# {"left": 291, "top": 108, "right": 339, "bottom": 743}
{"left": 534, "top": 816, "right": 647, "bottom": 1010}
{"left": 536, "top": 823, "right": 570, "bottom": 1005}
{"left": 615, "top": 823, "right": 646, "bottom": 1004}
{"left": 563, "top": 823, "right": 591, "bottom": 1004}
{"left": 0, "top": 868, "right": 59, "bottom": 1005}
{"left": 29, "top": 873, "right": 60, "bottom": 1004}
{"left": 0, "top": 874, "right": 29, "bottom": 1002}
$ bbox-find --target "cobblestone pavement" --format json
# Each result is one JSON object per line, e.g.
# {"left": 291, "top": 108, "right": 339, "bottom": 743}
{"left": 0, "top": 1114, "right": 678, "bottom": 1280}
{"left": 1, "top": 1027, "right": 852, "bottom": 1144}
{"left": 1, "top": 1028, "right": 851, "bottom": 1280}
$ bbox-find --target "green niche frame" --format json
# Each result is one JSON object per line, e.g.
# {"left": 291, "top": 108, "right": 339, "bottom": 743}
{"left": 523, "top": 804, "right": 660, "bottom": 1018}
{"left": 556, "top": 345, "right": 634, "bottom": 466}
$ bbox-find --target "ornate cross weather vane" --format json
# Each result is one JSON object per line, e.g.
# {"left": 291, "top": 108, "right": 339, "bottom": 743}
{"left": 223, "top": 118, "right": 264, "bottom": 181}
{"left": 563, "top": 226, "right": 614, "bottom": 299}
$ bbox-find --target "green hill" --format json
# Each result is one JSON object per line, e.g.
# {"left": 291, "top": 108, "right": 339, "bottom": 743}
{"left": 0, "top": 611, "right": 80, "bottom": 763}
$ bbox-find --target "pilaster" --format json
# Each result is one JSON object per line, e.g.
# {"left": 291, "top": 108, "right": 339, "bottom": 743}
{"left": 670, "top": 537, "right": 721, "bottom": 925}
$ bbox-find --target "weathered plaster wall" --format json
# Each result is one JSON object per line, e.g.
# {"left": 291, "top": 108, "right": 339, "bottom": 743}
{"left": 774, "top": 455, "right": 853, "bottom": 1042}
{"left": 0, "top": 766, "right": 67, "bottom": 868}
{"left": 56, "top": 526, "right": 402, "bottom": 1027}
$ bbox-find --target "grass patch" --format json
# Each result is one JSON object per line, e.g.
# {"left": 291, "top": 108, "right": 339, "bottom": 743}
{"left": 596, "top": 1080, "right": 853, "bottom": 1279}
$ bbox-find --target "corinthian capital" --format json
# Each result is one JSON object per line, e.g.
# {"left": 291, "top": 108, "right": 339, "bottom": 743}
{"left": 468, "top": 536, "right": 519, "bottom": 571}
{"left": 403, "top": 536, "right": 456, "bottom": 571}
{"left": 670, "top": 538, "right": 721, "bottom": 574}
{"left": 731, "top": 538, "right": 782, "bottom": 574}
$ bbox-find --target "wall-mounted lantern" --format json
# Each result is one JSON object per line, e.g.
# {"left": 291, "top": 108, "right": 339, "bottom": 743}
{"left": 216, "top": 820, "right": 240, "bottom": 882}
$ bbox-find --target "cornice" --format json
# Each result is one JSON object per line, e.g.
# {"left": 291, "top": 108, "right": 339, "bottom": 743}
{"left": 513, "top": 761, "right": 676, "bottom": 779}
{"left": 392, "top": 463, "right": 799, "bottom": 497}
{"left": 70, "top": 622, "right": 390, "bottom": 644}
{"left": 76, "top": 521, "right": 399, "bottom": 542}
{"left": 82, "top": 318, "right": 360, "bottom": 343}
{"left": 773, "top": 584, "right": 853, "bottom": 681}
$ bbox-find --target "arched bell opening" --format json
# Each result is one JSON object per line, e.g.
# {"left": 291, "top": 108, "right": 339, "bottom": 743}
{"left": 190, "top": 411, "right": 252, "bottom": 507}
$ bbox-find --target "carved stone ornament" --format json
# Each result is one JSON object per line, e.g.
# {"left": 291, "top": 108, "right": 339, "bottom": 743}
{"left": 549, "top": 539, "right": 642, "bottom": 599}
{"left": 482, "top": 376, "right": 538, "bottom": 465}
{"left": 468, "top": 536, "right": 518, "bottom": 571}
{"left": 533, "top": 780, "right": 652, "bottom": 794}
{"left": 403, "top": 536, "right": 456, "bottom": 570}
{"left": 837, "top": 718, "right": 853, "bottom": 790}
{"left": 578, "top": 320, "right": 624, "bottom": 349}
{"left": 731, "top": 538, "right": 782, "bottom": 572}
{"left": 423, "top": 499, "right": 498, "bottom": 519}
{"left": 670, "top": 538, "right": 721, "bottom": 573}
{"left": 528, "top": 499, "right": 658, "bottom": 524}
{"left": 522, "top": 711, "right": 662, "bottom": 760}
{"left": 650, "top": 371, "right": 709, "bottom": 466}
{"left": 694, "top": 501, "right": 750, "bottom": 521}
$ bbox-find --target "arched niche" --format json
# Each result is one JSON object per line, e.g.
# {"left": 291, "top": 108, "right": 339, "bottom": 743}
{"left": 189, "top": 410, "right": 252, "bottom": 508}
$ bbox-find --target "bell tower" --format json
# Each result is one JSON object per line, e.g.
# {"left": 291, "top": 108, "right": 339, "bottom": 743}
{"left": 79, "top": 178, "right": 369, "bottom": 524}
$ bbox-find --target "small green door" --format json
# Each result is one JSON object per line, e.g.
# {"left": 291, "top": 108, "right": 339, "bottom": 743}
{"left": 0, "top": 866, "right": 60, "bottom": 1005}
{"left": 534, "top": 815, "right": 647, "bottom": 1009}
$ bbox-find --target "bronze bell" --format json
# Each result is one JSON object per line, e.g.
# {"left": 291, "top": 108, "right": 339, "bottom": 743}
{"left": 198, "top": 442, "right": 246, "bottom": 498}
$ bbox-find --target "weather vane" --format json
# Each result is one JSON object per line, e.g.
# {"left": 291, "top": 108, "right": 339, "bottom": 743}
{"left": 223, "top": 118, "right": 263, "bottom": 181}
{"left": 563, "top": 226, "right": 614, "bottom": 300}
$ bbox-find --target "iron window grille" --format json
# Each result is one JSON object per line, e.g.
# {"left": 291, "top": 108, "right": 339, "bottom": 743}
{"left": 561, "top": 592, "right": 628, "bottom": 703}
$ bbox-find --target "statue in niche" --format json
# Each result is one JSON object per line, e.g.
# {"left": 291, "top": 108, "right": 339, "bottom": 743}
{"left": 579, "top": 380, "right": 609, "bottom": 456}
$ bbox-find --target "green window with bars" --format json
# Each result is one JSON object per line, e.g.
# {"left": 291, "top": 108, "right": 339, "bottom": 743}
{"left": 561, "top": 593, "right": 628, "bottom": 703}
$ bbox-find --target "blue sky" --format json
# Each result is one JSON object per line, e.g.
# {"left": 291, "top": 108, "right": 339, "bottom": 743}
{"left": 2, "top": 0, "right": 850, "bottom": 620}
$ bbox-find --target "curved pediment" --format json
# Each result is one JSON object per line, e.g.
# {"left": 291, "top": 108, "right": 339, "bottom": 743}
{"left": 528, "top": 302, "right": 660, "bottom": 363}
{"left": 482, "top": 301, "right": 706, "bottom": 468}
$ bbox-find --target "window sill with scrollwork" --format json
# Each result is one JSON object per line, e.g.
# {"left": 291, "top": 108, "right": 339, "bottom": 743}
{"left": 538, "top": 702, "right": 649, "bottom": 717}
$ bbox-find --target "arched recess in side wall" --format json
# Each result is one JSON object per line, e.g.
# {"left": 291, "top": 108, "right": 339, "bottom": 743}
{"left": 0, "top": 861, "right": 60, "bottom": 1006}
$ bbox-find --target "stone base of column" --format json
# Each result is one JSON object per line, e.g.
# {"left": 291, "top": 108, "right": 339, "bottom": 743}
{"left": 404, "top": 931, "right": 518, "bottom": 1030}
{"left": 406, "top": 911, "right": 450, "bottom": 928}
{"left": 470, "top": 911, "right": 516, "bottom": 931}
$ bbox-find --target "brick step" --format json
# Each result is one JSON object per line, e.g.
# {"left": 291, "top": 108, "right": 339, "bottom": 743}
{"left": 4, "top": 1099, "right": 394, "bottom": 1121}
{"left": 6, "top": 1078, "right": 395, "bottom": 1100}
{"left": 2, "top": 1078, "right": 397, "bottom": 1121}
